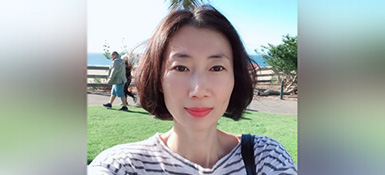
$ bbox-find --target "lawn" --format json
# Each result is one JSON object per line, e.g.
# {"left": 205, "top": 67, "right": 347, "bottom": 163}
{"left": 87, "top": 106, "right": 297, "bottom": 164}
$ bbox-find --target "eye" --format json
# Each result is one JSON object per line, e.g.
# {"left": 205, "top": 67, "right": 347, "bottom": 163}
{"left": 174, "top": 65, "right": 189, "bottom": 72}
{"left": 210, "top": 66, "right": 224, "bottom": 72}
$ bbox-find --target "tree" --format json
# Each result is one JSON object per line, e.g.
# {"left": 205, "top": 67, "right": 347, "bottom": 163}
{"left": 166, "top": 0, "right": 209, "bottom": 10}
{"left": 102, "top": 38, "right": 130, "bottom": 60}
{"left": 102, "top": 40, "right": 112, "bottom": 60}
{"left": 256, "top": 35, "right": 297, "bottom": 92}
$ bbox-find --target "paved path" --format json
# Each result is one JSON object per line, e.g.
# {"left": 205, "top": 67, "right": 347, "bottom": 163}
{"left": 88, "top": 91, "right": 297, "bottom": 115}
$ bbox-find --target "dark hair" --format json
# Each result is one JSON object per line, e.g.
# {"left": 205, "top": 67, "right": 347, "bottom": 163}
{"left": 112, "top": 51, "right": 119, "bottom": 56}
{"left": 135, "top": 5, "right": 256, "bottom": 120}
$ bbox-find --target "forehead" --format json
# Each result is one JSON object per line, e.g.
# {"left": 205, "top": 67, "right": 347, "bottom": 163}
{"left": 165, "top": 25, "right": 232, "bottom": 58}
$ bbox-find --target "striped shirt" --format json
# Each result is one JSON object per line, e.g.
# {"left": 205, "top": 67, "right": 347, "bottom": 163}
{"left": 88, "top": 133, "right": 297, "bottom": 175}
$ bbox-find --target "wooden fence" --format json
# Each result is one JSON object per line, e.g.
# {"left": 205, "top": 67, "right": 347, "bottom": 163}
{"left": 87, "top": 66, "right": 110, "bottom": 87}
{"left": 87, "top": 66, "right": 276, "bottom": 88}
{"left": 254, "top": 66, "right": 276, "bottom": 84}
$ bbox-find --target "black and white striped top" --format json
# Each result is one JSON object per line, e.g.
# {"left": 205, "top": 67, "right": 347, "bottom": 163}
{"left": 88, "top": 133, "right": 297, "bottom": 175}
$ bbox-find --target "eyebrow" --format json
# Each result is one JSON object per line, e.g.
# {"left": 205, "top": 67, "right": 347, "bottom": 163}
{"left": 171, "top": 53, "right": 191, "bottom": 58}
{"left": 170, "top": 52, "right": 231, "bottom": 60}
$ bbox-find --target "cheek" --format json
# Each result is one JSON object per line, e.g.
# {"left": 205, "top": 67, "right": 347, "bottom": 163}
{"left": 210, "top": 73, "right": 234, "bottom": 96}
{"left": 218, "top": 75, "right": 234, "bottom": 108}
{"left": 162, "top": 73, "right": 188, "bottom": 101}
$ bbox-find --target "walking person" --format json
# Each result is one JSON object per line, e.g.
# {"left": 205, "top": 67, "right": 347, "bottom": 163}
{"left": 103, "top": 51, "right": 128, "bottom": 111}
{"left": 122, "top": 54, "right": 137, "bottom": 105}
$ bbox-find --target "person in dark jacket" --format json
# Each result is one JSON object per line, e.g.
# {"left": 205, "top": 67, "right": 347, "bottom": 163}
{"left": 122, "top": 55, "right": 137, "bottom": 105}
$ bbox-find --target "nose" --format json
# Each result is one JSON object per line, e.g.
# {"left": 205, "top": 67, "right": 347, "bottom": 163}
{"left": 188, "top": 71, "right": 210, "bottom": 99}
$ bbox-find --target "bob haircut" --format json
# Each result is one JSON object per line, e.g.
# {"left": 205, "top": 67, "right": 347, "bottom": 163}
{"left": 135, "top": 5, "right": 256, "bottom": 121}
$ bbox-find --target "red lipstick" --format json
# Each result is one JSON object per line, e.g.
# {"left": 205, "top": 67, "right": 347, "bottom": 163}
{"left": 185, "top": 107, "right": 212, "bottom": 118}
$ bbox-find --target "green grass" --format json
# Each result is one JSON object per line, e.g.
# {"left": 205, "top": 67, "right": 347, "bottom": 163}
{"left": 88, "top": 106, "right": 297, "bottom": 164}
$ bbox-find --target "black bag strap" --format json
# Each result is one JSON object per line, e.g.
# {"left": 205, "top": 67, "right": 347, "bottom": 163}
{"left": 241, "top": 134, "right": 256, "bottom": 175}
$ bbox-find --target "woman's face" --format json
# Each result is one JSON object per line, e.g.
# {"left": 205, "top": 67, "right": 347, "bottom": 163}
{"left": 162, "top": 25, "right": 234, "bottom": 131}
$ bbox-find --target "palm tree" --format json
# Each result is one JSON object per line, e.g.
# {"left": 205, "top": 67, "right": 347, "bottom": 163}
{"left": 166, "top": 0, "right": 209, "bottom": 10}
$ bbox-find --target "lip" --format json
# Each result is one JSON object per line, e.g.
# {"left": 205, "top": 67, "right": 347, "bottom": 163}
{"left": 185, "top": 107, "right": 213, "bottom": 118}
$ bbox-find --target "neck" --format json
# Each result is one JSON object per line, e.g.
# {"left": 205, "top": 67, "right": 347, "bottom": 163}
{"left": 161, "top": 125, "right": 227, "bottom": 168}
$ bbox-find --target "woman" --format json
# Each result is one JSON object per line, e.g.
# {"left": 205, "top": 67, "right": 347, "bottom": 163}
{"left": 89, "top": 5, "right": 297, "bottom": 175}
{"left": 121, "top": 54, "right": 137, "bottom": 105}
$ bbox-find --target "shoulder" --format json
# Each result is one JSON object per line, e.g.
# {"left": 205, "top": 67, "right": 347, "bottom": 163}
{"left": 88, "top": 136, "right": 159, "bottom": 174}
{"left": 112, "top": 58, "right": 123, "bottom": 64}
{"left": 252, "top": 135, "right": 297, "bottom": 174}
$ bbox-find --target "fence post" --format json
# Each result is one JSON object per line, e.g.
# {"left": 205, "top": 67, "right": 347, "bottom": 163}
{"left": 280, "top": 81, "right": 284, "bottom": 100}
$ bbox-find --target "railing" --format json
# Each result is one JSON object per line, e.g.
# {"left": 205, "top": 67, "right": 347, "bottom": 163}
{"left": 87, "top": 66, "right": 276, "bottom": 88}
{"left": 87, "top": 66, "right": 110, "bottom": 87}
{"left": 254, "top": 66, "right": 276, "bottom": 84}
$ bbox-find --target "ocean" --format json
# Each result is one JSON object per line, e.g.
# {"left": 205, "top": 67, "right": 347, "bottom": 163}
{"left": 87, "top": 53, "right": 269, "bottom": 67}
{"left": 87, "top": 53, "right": 113, "bottom": 66}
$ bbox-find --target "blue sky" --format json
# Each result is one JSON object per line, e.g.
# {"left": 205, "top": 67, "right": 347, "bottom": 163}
{"left": 88, "top": 0, "right": 297, "bottom": 54}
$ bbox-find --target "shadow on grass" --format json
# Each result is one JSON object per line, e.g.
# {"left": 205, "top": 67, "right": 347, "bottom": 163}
{"left": 245, "top": 109, "right": 259, "bottom": 113}
{"left": 108, "top": 108, "right": 150, "bottom": 115}
{"left": 128, "top": 110, "right": 149, "bottom": 115}
{"left": 88, "top": 159, "right": 92, "bottom": 165}
{"left": 240, "top": 116, "right": 252, "bottom": 120}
